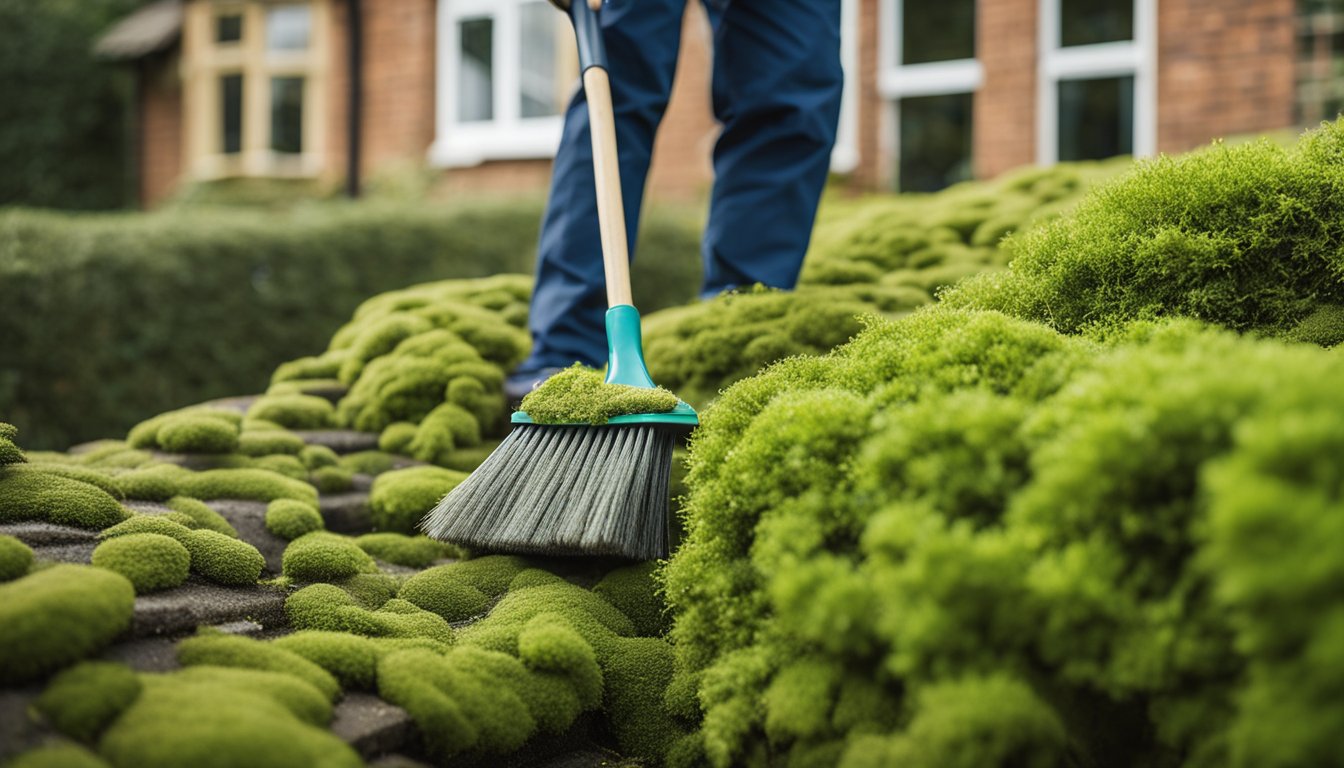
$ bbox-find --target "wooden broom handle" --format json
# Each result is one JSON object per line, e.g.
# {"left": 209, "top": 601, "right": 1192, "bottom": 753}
{"left": 582, "top": 66, "right": 634, "bottom": 308}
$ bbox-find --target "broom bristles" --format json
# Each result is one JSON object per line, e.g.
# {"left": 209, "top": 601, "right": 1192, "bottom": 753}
{"left": 419, "top": 424, "right": 674, "bottom": 560}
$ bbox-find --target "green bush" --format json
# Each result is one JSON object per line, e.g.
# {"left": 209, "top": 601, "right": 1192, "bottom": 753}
{"left": 944, "top": 120, "right": 1344, "bottom": 340}
{"left": 33, "top": 661, "right": 143, "bottom": 743}
{"left": 91, "top": 533, "right": 191, "bottom": 593}
{"left": 520, "top": 365, "right": 679, "bottom": 424}
{"left": 1, "top": 201, "right": 701, "bottom": 450}
{"left": 282, "top": 532, "right": 378, "bottom": 582}
{"left": 368, "top": 465, "right": 467, "bottom": 534}
{"left": 0, "top": 564, "right": 135, "bottom": 684}
{"left": 266, "top": 499, "right": 325, "bottom": 540}
{"left": 0, "top": 468, "right": 130, "bottom": 529}
{"left": 0, "top": 533, "right": 33, "bottom": 581}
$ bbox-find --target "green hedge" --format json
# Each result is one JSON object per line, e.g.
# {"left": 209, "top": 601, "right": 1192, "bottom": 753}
{"left": 0, "top": 201, "right": 701, "bottom": 449}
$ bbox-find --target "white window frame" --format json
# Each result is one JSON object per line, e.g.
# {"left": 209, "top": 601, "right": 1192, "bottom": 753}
{"left": 431, "top": 0, "right": 571, "bottom": 168}
{"left": 1036, "top": 0, "right": 1157, "bottom": 164}
{"left": 831, "top": 0, "right": 861, "bottom": 173}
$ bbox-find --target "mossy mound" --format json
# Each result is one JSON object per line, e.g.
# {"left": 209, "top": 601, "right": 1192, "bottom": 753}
{"left": 663, "top": 308, "right": 1344, "bottom": 767}
{"left": 183, "top": 529, "right": 265, "bottom": 586}
{"left": 272, "top": 631, "right": 449, "bottom": 690}
{"left": 91, "top": 533, "right": 191, "bottom": 593}
{"left": 7, "top": 744, "right": 112, "bottom": 768}
{"left": 368, "top": 465, "right": 467, "bottom": 534}
{"left": 299, "top": 444, "right": 340, "bottom": 469}
{"left": 944, "top": 120, "right": 1344, "bottom": 342}
{"left": 33, "top": 661, "right": 143, "bottom": 742}
{"left": 1, "top": 421, "right": 26, "bottom": 465}
{"left": 282, "top": 532, "right": 379, "bottom": 582}
{"left": 238, "top": 428, "right": 307, "bottom": 457}
{"left": 127, "top": 408, "right": 241, "bottom": 454}
{"left": 310, "top": 465, "right": 354, "bottom": 493}
{"left": 177, "top": 631, "right": 341, "bottom": 701}
{"left": 246, "top": 394, "right": 337, "bottom": 430}
{"left": 165, "top": 496, "right": 238, "bottom": 537}
{"left": 116, "top": 464, "right": 318, "bottom": 504}
{"left": 0, "top": 467, "right": 130, "bottom": 530}
{"left": 519, "top": 365, "right": 679, "bottom": 425}
{"left": 0, "top": 533, "right": 34, "bottom": 581}
{"left": 266, "top": 499, "right": 325, "bottom": 540}
{"left": 338, "top": 450, "right": 398, "bottom": 476}
{"left": 0, "top": 564, "right": 135, "bottom": 684}
{"left": 356, "top": 532, "right": 456, "bottom": 568}
{"left": 285, "top": 583, "right": 454, "bottom": 644}
{"left": 406, "top": 402, "right": 483, "bottom": 464}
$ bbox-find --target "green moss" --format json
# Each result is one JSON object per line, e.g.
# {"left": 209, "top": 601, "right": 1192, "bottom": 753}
{"left": 271, "top": 350, "right": 348, "bottom": 384}
{"left": 601, "top": 635, "right": 687, "bottom": 762}
{"left": 0, "top": 533, "right": 34, "bottom": 581}
{"left": 183, "top": 529, "right": 265, "bottom": 586}
{"left": 6, "top": 745, "right": 111, "bottom": 768}
{"left": 399, "top": 567, "right": 491, "bottom": 623}
{"left": 282, "top": 532, "right": 378, "bottom": 582}
{"left": 446, "top": 374, "right": 506, "bottom": 434}
{"left": 1283, "top": 304, "right": 1344, "bottom": 348}
{"left": 250, "top": 454, "right": 309, "bottom": 481}
{"left": 99, "top": 668, "right": 361, "bottom": 768}
{"left": 368, "top": 465, "right": 467, "bottom": 534}
{"left": 356, "top": 532, "right": 455, "bottom": 568}
{"left": 378, "top": 422, "right": 418, "bottom": 454}
{"left": 10, "top": 463, "right": 125, "bottom": 499}
{"left": 100, "top": 514, "right": 193, "bottom": 544}
{"left": 33, "top": 661, "right": 142, "bottom": 742}
{"left": 117, "top": 464, "right": 318, "bottom": 504}
{"left": 593, "top": 562, "right": 669, "bottom": 637}
{"left": 273, "top": 631, "right": 449, "bottom": 691}
{"left": 238, "top": 429, "right": 307, "bottom": 457}
{"left": 266, "top": 499, "right": 325, "bottom": 540}
{"left": 177, "top": 631, "right": 341, "bottom": 701}
{"left": 338, "top": 450, "right": 398, "bottom": 476}
{"left": 127, "top": 409, "right": 241, "bottom": 453}
{"left": 335, "top": 572, "right": 401, "bottom": 609}
{"left": 165, "top": 496, "right": 238, "bottom": 537}
{"left": 0, "top": 564, "right": 135, "bottom": 684}
{"left": 247, "top": 394, "right": 337, "bottom": 430}
{"left": 0, "top": 468, "right": 130, "bottom": 529}
{"left": 520, "top": 364, "right": 678, "bottom": 425}
{"left": 408, "top": 402, "right": 482, "bottom": 465}
{"left": 299, "top": 444, "right": 340, "bottom": 470}
{"left": 91, "top": 533, "right": 191, "bottom": 593}
{"left": 285, "top": 583, "right": 454, "bottom": 643}
{"left": 310, "top": 465, "right": 354, "bottom": 493}
{"left": 337, "top": 314, "right": 434, "bottom": 385}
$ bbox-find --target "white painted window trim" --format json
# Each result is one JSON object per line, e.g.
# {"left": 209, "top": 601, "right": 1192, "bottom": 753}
{"left": 431, "top": 0, "right": 568, "bottom": 168}
{"left": 1036, "top": 0, "right": 1157, "bottom": 165}
{"left": 831, "top": 0, "right": 861, "bottom": 173}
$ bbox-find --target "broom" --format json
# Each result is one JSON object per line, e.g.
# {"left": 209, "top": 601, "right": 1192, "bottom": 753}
{"left": 419, "top": 0, "right": 698, "bottom": 560}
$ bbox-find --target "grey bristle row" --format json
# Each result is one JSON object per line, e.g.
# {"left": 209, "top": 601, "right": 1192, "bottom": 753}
{"left": 418, "top": 424, "right": 674, "bottom": 560}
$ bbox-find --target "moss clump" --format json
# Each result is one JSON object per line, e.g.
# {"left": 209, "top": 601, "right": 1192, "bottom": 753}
{"left": 33, "top": 661, "right": 143, "bottom": 742}
{"left": 238, "top": 429, "right": 307, "bottom": 457}
{"left": 166, "top": 496, "right": 238, "bottom": 537}
{"left": 100, "top": 514, "right": 193, "bottom": 544}
{"left": 310, "top": 465, "right": 354, "bottom": 493}
{"left": 271, "top": 632, "right": 449, "bottom": 691}
{"left": 8, "top": 462, "right": 125, "bottom": 500}
{"left": 356, "top": 532, "right": 455, "bottom": 568}
{"left": 177, "top": 631, "right": 341, "bottom": 701}
{"left": 127, "top": 409, "right": 241, "bottom": 454}
{"left": 1, "top": 421, "right": 25, "bottom": 465}
{"left": 0, "top": 533, "right": 34, "bottom": 581}
{"left": 299, "top": 444, "right": 340, "bottom": 470}
{"left": 282, "top": 532, "right": 378, "bottom": 582}
{"left": 407, "top": 402, "right": 482, "bottom": 466}
{"left": 7, "top": 745, "right": 111, "bottom": 768}
{"left": 272, "top": 350, "right": 348, "bottom": 385}
{"left": 338, "top": 450, "right": 398, "bottom": 476}
{"left": 117, "top": 464, "right": 318, "bottom": 505}
{"left": 368, "top": 465, "right": 467, "bottom": 534}
{"left": 286, "top": 583, "right": 454, "bottom": 644}
{"left": 520, "top": 365, "right": 678, "bottom": 425}
{"left": 378, "top": 422, "right": 418, "bottom": 454}
{"left": 251, "top": 454, "right": 309, "bottom": 480}
{"left": 0, "top": 564, "right": 135, "bottom": 684}
{"left": 266, "top": 499, "right": 325, "bottom": 540}
{"left": 183, "top": 529, "right": 265, "bottom": 586}
{"left": 98, "top": 667, "right": 361, "bottom": 768}
{"left": 92, "top": 533, "right": 191, "bottom": 593}
{"left": 399, "top": 567, "right": 492, "bottom": 623}
{"left": 0, "top": 468, "right": 130, "bottom": 529}
{"left": 593, "top": 562, "right": 669, "bottom": 637}
{"left": 247, "top": 394, "right": 337, "bottom": 430}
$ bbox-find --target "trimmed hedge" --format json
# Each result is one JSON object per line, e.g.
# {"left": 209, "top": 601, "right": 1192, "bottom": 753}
{"left": 0, "top": 201, "right": 701, "bottom": 449}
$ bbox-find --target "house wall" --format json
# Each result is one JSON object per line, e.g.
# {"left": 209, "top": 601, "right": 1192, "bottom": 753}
{"left": 975, "top": 0, "right": 1038, "bottom": 178}
{"left": 139, "top": 53, "right": 185, "bottom": 207}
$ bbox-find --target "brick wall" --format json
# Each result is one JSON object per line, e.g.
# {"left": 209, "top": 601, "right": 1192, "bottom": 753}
{"left": 976, "top": 0, "right": 1037, "bottom": 178}
{"left": 852, "top": 0, "right": 886, "bottom": 190}
{"left": 1157, "top": 0, "right": 1297, "bottom": 153}
{"left": 360, "top": 0, "right": 437, "bottom": 176}
{"left": 139, "top": 53, "right": 184, "bottom": 207}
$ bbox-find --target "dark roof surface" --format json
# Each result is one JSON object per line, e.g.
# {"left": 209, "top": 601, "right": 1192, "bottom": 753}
{"left": 94, "top": 0, "right": 183, "bottom": 61}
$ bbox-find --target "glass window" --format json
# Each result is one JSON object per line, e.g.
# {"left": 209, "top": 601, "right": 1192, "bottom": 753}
{"left": 221, "top": 74, "right": 243, "bottom": 155}
{"left": 519, "top": 2, "right": 560, "bottom": 119}
{"left": 1057, "top": 75, "right": 1134, "bottom": 161}
{"left": 270, "top": 77, "right": 304, "bottom": 154}
{"left": 216, "top": 14, "right": 243, "bottom": 44}
{"left": 901, "top": 0, "right": 975, "bottom": 65}
{"left": 899, "top": 92, "right": 973, "bottom": 192}
{"left": 266, "top": 5, "right": 311, "bottom": 52}
{"left": 458, "top": 18, "right": 494, "bottom": 122}
{"left": 1060, "top": 0, "right": 1133, "bottom": 48}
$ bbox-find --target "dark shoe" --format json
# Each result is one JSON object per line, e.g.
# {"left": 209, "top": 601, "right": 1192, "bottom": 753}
{"left": 504, "top": 367, "right": 566, "bottom": 409}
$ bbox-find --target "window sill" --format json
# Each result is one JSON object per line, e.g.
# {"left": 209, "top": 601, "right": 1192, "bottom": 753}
{"left": 429, "top": 119, "right": 563, "bottom": 168}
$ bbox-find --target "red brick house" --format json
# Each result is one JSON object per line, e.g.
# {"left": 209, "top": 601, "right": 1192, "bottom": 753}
{"left": 97, "top": 0, "right": 1337, "bottom": 208}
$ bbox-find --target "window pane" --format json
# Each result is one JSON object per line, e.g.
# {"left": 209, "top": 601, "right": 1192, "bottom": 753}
{"left": 216, "top": 14, "right": 242, "bottom": 44}
{"left": 458, "top": 18, "right": 494, "bottom": 122}
{"left": 266, "top": 5, "right": 311, "bottom": 51}
{"left": 519, "top": 2, "right": 560, "bottom": 118}
{"left": 1058, "top": 76, "right": 1134, "bottom": 161}
{"left": 270, "top": 77, "right": 304, "bottom": 154}
{"left": 221, "top": 74, "right": 243, "bottom": 155}
{"left": 901, "top": 0, "right": 975, "bottom": 65}
{"left": 1060, "top": 0, "right": 1133, "bottom": 47}
{"left": 899, "top": 92, "right": 973, "bottom": 192}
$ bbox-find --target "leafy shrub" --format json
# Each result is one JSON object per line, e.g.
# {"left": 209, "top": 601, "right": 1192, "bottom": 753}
{"left": 0, "top": 533, "right": 33, "bottom": 581}
{"left": 368, "top": 466, "right": 466, "bottom": 534}
{"left": 91, "top": 533, "right": 191, "bottom": 593}
{"left": 266, "top": 499, "right": 325, "bottom": 540}
{"left": 0, "top": 564, "right": 135, "bottom": 684}
{"left": 282, "top": 532, "right": 378, "bottom": 582}
{"left": 33, "top": 661, "right": 143, "bottom": 743}
{"left": 520, "top": 365, "right": 679, "bottom": 424}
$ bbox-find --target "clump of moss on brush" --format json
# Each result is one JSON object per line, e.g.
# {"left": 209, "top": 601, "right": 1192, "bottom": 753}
{"left": 519, "top": 365, "right": 678, "bottom": 425}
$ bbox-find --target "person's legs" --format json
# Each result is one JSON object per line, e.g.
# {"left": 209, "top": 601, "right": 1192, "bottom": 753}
{"left": 518, "top": 0, "right": 687, "bottom": 379}
{"left": 700, "top": 0, "right": 843, "bottom": 298}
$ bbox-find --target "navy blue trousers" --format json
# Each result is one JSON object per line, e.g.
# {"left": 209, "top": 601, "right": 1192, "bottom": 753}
{"left": 519, "top": 0, "right": 844, "bottom": 374}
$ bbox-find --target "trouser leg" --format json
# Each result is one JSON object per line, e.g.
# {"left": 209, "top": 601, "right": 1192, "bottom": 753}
{"left": 521, "top": 0, "right": 687, "bottom": 373}
{"left": 700, "top": 0, "right": 844, "bottom": 297}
